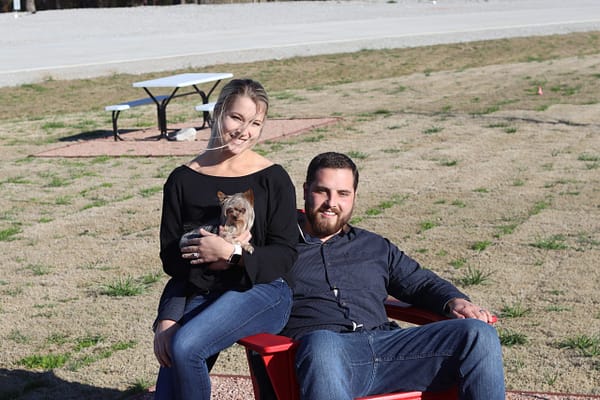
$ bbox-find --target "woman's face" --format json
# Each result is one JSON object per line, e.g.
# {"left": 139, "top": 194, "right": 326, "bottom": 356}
{"left": 220, "top": 95, "right": 266, "bottom": 154}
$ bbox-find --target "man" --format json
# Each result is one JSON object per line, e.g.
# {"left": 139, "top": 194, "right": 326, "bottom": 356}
{"left": 276, "top": 152, "right": 505, "bottom": 399}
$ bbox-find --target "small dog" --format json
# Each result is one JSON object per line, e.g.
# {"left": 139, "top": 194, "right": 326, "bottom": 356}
{"left": 180, "top": 189, "right": 255, "bottom": 255}
{"left": 217, "top": 189, "right": 255, "bottom": 254}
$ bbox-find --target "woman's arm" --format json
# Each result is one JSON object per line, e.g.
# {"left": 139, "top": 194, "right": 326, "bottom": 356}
{"left": 159, "top": 173, "right": 191, "bottom": 279}
{"left": 243, "top": 166, "right": 299, "bottom": 284}
{"left": 153, "top": 278, "right": 187, "bottom": 367}
{"left": 154, "top": 277, "right": 187, "bottom": 328}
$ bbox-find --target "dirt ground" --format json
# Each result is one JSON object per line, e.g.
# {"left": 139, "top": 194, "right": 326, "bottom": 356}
{"left": 0, "top": 53, "right": 599, "bottom": 399}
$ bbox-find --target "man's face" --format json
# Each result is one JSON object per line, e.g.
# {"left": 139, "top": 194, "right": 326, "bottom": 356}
{"left": 303, "top": 167, "right": 356, "bottom": 241}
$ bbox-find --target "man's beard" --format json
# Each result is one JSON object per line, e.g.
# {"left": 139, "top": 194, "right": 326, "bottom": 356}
{"left": 305, "top": 201, "right": 352, "bottom": 238}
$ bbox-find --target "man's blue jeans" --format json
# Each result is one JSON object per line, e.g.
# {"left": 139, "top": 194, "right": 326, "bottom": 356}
{"left": 155, "top": 278, "right": 292, "bottom": 400}
{"left": 294, "top": 319, "right": 505, "bottom": 400}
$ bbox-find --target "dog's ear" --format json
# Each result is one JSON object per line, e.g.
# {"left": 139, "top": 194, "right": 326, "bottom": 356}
{"left": 244, "top": 189, "right": 254, "bottom": 206}
{"left": 217, "top": 191, "right": 227, "bottom": 203}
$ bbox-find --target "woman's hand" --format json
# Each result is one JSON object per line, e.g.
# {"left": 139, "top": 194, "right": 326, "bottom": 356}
{"left": 154, "top": 319, "right": 180, "bottom": 368}
{"left": 181, "top": 229, "right": 233, "bottom": 265}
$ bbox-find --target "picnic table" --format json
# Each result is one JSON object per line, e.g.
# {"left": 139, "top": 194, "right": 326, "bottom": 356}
{"left": 133, "top": 72, "right": 233, "bottom": 139}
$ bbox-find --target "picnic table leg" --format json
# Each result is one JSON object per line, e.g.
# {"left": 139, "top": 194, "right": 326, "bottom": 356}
{"left": 111, "top": 110, "right": 124, "bottom": 141}
{"left": 144, "top": 88, "right": 178, "bottom": 140}
{"left": 202, "top": 79, "right": 221, "bottom": 128}
{"left": 204, "top": 80, "right": 222, "bottom": 100}
{"left": 157, "top": 103, "right": 167, "bottom": 139}
{"left": 192, "top": 85, "right": 212, "bottom": 129}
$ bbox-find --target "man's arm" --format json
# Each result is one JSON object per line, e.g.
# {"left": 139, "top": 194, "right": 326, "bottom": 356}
{"left": 386, "top": 242, "right": 470, "bottom": 315}
{"left": 386, "top": 243, "right": 494, "bottom": 322}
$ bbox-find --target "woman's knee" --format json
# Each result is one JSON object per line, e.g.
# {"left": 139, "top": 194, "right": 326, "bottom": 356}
{"left": 171, "top": 328, "right": 210, "bottom": 364}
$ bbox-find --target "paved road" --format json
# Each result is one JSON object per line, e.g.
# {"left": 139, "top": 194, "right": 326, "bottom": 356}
{"left": 2, "top": 0, "right": 600, "bottom": 87}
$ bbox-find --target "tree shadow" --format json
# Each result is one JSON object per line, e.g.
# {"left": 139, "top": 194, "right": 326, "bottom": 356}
{"left": 0, "top": 368, "right": 142, "bottom": 400}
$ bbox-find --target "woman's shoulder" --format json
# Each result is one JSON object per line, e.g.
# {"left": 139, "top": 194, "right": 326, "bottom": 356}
{"left": 165, "top": 164, "right": 215, "bottom": 188}
{"left": 238, "top": 152, "right": 283, "bottom": 176}
{"left": 167, "top": 164, "right": 197, "bottom": 180}
{"left": 255, "top": 163, "right": 292, "bottom": 182}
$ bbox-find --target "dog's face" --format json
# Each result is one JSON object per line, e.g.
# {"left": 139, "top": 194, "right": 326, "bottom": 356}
{"left": 224, "top": 199, "right": 249, "bottom": 229}
{"left": 217, "top": 189, "right": 255, "bottom": 233}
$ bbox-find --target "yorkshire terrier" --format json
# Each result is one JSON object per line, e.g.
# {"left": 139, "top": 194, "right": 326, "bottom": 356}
{"left": 217, "top": 189, "right": 255, "bottom": 254}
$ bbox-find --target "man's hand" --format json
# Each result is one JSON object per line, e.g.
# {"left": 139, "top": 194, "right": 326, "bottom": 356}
{"left": 154, "top": 319, "right": 180, "bottom": 368}
{"left": 446, "top": 298, "right": 495, "bottom": 323}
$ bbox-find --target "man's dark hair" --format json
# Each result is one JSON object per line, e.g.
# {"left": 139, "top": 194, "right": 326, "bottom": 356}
{"left": 305, "top": 152, "right": 359, "bottom": 190}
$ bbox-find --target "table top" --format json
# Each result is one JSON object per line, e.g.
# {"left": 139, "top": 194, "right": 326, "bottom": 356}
{"left": 133, "top": 72, "right": 233, "bottom": 88}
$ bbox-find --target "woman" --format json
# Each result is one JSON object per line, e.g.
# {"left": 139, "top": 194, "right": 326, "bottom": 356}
{"left": 153, "top": 79, "right": 297, "bottom": 399}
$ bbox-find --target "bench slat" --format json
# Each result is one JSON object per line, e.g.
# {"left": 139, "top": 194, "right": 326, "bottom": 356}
{"left": 195, "top": 102, "right": 216, "bottom": 112}
{"left": 195, "top": 102, "right": 217, "bottom": 129}
{"left": 105, "top": 95, "right": 169, "bottom": 111}
{"left": 105, "top": 95, "right": 169, "bottom": 140}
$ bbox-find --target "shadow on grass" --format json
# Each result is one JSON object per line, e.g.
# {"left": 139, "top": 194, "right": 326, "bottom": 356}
{"left": 56, "top": 127, "right": 200, "bottom": 142}
{"left": 58, "top": 129, "right": 122, "bottom": 142}
{"left": 0, "top": 368, "right": 140, "bottom": 400}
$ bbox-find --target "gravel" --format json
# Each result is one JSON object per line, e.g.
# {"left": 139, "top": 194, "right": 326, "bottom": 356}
{"left": 131, "top": 378, "right": 600, "bottom": 400}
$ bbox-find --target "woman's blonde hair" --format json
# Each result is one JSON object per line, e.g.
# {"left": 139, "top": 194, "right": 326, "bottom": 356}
{"left": 208, "top": 79, "right": 269, "bottom": 149}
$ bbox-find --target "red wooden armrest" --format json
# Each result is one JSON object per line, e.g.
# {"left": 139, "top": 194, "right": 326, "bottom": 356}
{"left": 357, "top": 387, "right": 458, "bottom": 400}
{"left": 384, "top": 300, "right": 449, "bottom": 325}
{"left": 384, "top": 299, "right": 497, "bottom": 325}
{"left": 237, "top": 333, "right": 297, "bottom": 354}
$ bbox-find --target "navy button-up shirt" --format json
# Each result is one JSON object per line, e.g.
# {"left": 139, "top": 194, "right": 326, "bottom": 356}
{"left": 282, "top": 218, "right": 468, "bottom": 340}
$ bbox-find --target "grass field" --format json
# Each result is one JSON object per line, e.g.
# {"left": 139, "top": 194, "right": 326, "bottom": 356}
{"left": 0, "top": 31, "right": 599, "bottom": 399}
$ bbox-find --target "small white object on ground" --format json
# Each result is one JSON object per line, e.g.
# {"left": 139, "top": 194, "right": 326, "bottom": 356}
{"left": 170, "top": 127, "right": 197, "bottom": 142}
